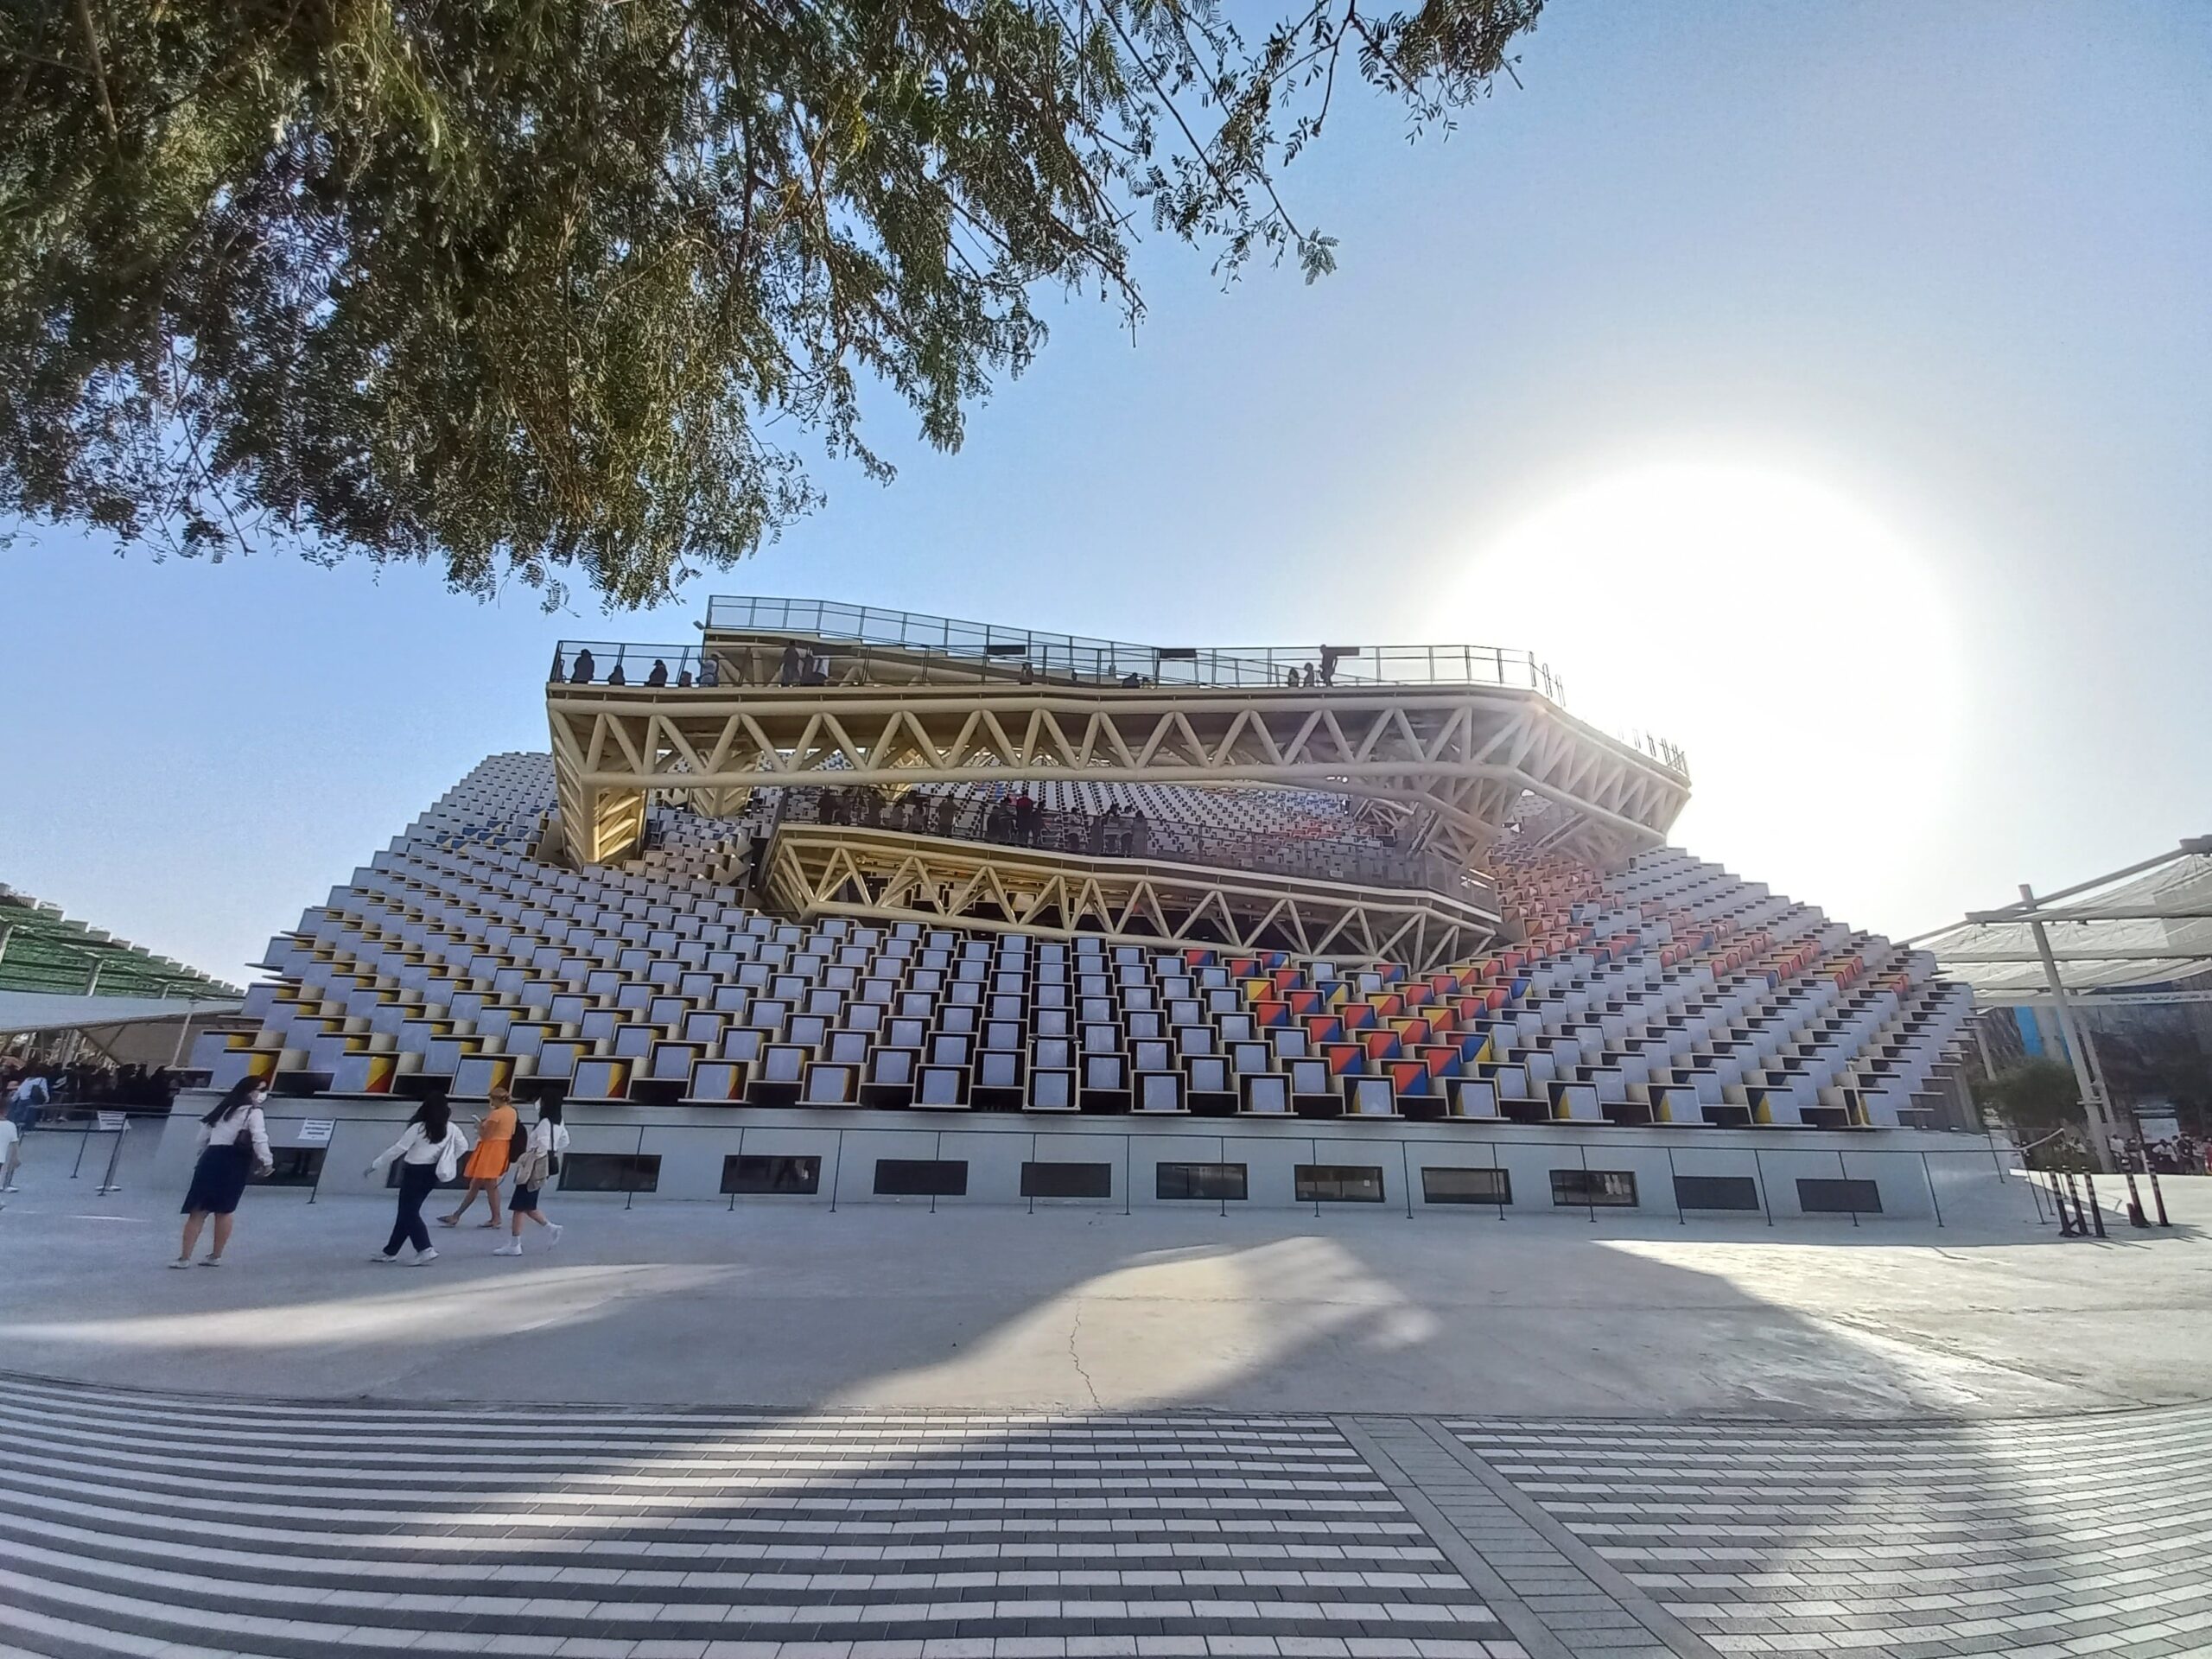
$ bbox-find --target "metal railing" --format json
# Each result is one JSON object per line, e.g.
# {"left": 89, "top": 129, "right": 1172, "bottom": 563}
{"left": 699, "top": 596, "right": 1562, "bottom": 695}
{"left": 770, "top": 786, "right": 1497, "bottom": 909}
{"left": 552, "top": 609, "right": 1690, "bottom": 779}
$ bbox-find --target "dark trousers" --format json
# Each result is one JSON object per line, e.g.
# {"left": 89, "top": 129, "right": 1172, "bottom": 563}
{"left": 384, "top": 1163, "right": 437, "bottom": 1256}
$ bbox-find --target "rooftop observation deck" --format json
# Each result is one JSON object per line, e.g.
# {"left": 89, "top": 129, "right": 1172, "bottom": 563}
{"left": 551, "top": 595, "right": 1689, "bottom": 778}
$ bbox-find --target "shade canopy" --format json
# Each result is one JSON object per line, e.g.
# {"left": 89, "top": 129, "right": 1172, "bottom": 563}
{"left": 1916, "top": 841, "right": 2212, "bottom": 1001}
{"left": 0, "top": 992, "right": 244, "bottom": 1039}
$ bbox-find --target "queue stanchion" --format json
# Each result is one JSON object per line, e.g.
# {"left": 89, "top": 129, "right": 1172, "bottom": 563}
{"left": 2052, "top": 1172, "right": 2080, "bottom": 1237}
{"left": 2081, "top": 1173, "right": 2108, "bottom": 1239}
{"left": 97, "top": 1116, "right": 127, "bottom": 1195}
{"left": 2147, "top": 1168, "right": 2171, "bottom": 1228}
{"left": 2062, "top": 1171, "right": 2091, "bottom": 1239}
{"left": 2123, "top": 1170, "right": 2151, "bottom": 1229}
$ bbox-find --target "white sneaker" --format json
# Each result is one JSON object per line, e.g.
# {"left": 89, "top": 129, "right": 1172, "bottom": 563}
{"left": 544, "top": 1223, "right": 563, "bottom": 1249}
{"left": 406, "top": 1247, "right": 439, "bottom": 1266}
{"left": 371, "top": 1251, "right": 400, "bottom": 1263}
{"left": 0, "top": 1185, "right": 20, "bottom": 1194}
{"left": 493, "top": 1241, "right": 522, "bottom": 1256}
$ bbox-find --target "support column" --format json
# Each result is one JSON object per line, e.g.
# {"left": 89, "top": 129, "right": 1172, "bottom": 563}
{"left": 2024, "top": 883, "right": 2115, "bottom": 1172}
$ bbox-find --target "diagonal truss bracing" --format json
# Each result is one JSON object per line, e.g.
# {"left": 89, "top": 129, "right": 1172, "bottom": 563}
{"left": 764, "top": 825, "right": 1502, "bottom": 974}
{"left": 548, "top": 681, "right": 1689, "bottom": 868}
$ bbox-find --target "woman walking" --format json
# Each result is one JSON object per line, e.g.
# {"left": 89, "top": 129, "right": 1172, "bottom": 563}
{"left": 175, "top": 1077, "right": 274, "bottom": 1267}
{"left": 439, "top": 1084, "right": 518, "bottom": 1230}
{"left": 367, "top": 1097, "right": 469, "bottom": 1265}
{"left": 494, "top": 1099, "right": 569, "bottom": 1256}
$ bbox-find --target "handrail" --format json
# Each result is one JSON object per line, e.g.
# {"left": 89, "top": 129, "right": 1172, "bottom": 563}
{"left": 766, "top": 785, "right": 1498, "bottom": 910}
{"left": 549, "top": 633, "right": 1691, "bottom": 778}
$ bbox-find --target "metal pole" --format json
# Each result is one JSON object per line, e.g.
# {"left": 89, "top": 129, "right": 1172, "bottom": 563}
{"left": 2023, "top": 885, "right": 2114, "bottom": 1171}
{"left": 2061, "top": 1170, "right": 2090, "bottom": 1238}
{"left": 2147, "top": 1168, "right": 2170, "bottom": 1227}
{"left": 1667, "top": 1146, "right": 1683, "bottom": 1225}
{"left": 170, "top": 1010, "right": 195, "bottom": 1069}
{"left": 2122, "top": 1170, "right": 2149, "bottom": 1228}
{"left": 1920, "top": 1153, "right": 1943, "bottom": 1229}
{"left": 2081, "top": 1173, "right": 2107, "bottom": 1238}
{"left": 97, "top": 1124, "right": 124, "bottom": 1195}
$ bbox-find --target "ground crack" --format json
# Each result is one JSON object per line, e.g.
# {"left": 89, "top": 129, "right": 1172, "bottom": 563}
{"left": 1067, "top": 1300, "right": 1103, "bottom": 1410}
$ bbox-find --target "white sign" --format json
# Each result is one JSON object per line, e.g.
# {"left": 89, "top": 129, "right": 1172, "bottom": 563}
{"left": 297, "top": 1120, "right": 337, "bottom": 1146}
{"left": 95, "top": 1111, "right": 126, "bottom": 1133}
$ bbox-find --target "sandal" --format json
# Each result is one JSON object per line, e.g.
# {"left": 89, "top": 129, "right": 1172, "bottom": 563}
{"left": 436, "top": 1214, "right": 461, "bottom": 1227}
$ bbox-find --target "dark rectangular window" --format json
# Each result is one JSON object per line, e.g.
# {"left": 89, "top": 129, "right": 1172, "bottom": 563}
{"left": 1020, "top": 1161, "right": 1114, "bottom": 1199}
{"left": 1156, "top": 1161, "right": 1248, "bottom": 1201}
{"left": 1551, "top": 1168, "right": 1637, "bottom": 1208}
{"left": 874, "top": 1158, "right": 969, "bottom": 1197}
{"left": 1423, "top": 1166, "right": 1512, "bottom": 1205}
{"left": 560, "top": 1153, "right": 662, "bottom": 1193}
{"left": 254, "top": 1147, "right": 326, "bottom": 1188}
{"left": 1673, "top": 1174, "right": 1760, "bottom": 1211}
{"left": 1295, "top": 1164, "right": 1385, "bottom": 1203}
{"left": 721, "top": 1154, "right": 822, "bottom": 1195}
{"left": 1796, "top": 1177, "right": 1883, "bottom": 1214}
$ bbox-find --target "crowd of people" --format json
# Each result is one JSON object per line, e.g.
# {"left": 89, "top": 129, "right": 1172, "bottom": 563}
{"left": 171, "top": 1077, "right": 573, "bottom": 1267}
{"left": 799, "top": 785, "right": 1155, "bottom": 858}
{"left": 0, "top": 1058, "right": 180, "bottom": 1112}
{"left": 2112, "top": 1131, "right": 2209, "bottom": 1176}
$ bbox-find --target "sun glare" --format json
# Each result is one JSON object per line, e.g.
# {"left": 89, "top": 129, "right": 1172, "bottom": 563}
{"left": 1452, "top": 461, "right": 1962, "bottom": 924}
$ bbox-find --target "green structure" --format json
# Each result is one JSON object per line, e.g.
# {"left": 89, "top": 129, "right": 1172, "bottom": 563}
{"left": 0, "top": 884, "right": 238, "bottom": 1001}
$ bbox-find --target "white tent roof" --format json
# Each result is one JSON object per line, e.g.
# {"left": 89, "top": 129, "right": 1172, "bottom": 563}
{"left": 1916, "top": 841, "right": 2212, "bottom": 1000}
{"left": 0, "top": 992, "right": 244, "bottom": 1038}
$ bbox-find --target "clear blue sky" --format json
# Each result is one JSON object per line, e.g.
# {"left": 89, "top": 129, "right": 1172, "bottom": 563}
{"left": 3, "top": 0, "right": 2206, "bottom": 984}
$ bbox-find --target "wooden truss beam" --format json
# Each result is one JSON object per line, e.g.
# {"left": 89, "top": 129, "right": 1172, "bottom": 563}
{"left": 549, "top": 680, "right": 1689, "bottom": 869}
{"left": 763, "top": 825, "right": 1503, "bottom": 975}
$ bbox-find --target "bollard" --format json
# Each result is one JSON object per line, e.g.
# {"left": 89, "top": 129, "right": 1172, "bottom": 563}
{"left": 2124, "top": 1171, "right": 2151, "bottom": 1229}
{"left": 2082, "top": 1173, "right": 2108, "bottom": 1239}
{"left": 97, "top": 1125, "right": 125, "bottom": 1196}
{"left": 2050, "top": 1172, "right": 2080, "bottom": 1237}
{"left": 2061, "top": 1171, "right": 2088, "bottom": 1238}
{"left": 2148, "top": 1168, "right": 2171, "bottom": 1228}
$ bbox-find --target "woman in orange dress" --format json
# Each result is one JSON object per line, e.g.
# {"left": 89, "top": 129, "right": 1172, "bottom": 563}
{"left": 440, "top": 1085, "right": 518, "bottom": 1230}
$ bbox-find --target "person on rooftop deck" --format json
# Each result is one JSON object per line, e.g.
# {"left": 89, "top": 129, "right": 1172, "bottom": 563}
{"left": 606, "top": 663, "right": 626, "bottom": 685}
{"left": 780, "top": 643, "right": 802, "bottom": 684}
{"left": 645, "top": 659, "right": 670, "bottom": 687}
{"left": 569, "top": 648, "right": 595, "bottom": 683}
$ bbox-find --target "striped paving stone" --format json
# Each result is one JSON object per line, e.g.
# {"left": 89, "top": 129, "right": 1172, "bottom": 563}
{"left": 0, "top": 1373, "right": 1517, "bottom": 1659}
{"left": 1449, "top": 1407, "right": 2212, "bottom": 1658}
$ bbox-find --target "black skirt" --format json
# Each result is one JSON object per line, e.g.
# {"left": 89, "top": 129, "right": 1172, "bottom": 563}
{"left": 181, "top": 1143, "right": 251, "bottom": 1215}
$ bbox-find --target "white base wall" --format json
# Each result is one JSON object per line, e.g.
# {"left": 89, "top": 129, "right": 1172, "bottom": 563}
{"left": 162, "top": 1092, "right": 2027, "bottom": 1225}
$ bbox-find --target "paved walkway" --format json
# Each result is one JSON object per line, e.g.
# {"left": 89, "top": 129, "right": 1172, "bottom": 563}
{"left": 3, "top": 1167, "right": 2209, "bottom": 1418}
{"left": 3, "top": 1371, "right": 2208, "bottom": 1659}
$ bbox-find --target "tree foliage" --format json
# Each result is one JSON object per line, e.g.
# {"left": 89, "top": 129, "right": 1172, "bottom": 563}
{"left": 0, "top": 0, "right": 1542, "bottom": 608}
{"left": 1972, "top": 1058, "right": 2086, "bottom": 1138}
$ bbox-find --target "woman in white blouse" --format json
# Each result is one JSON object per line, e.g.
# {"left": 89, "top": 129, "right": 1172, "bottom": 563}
{"left": 495, "top": 1098, "right": 570, "bottom": 1256}
{"left": 366, "top": 1096, "right": 470, "bottom": 1265}
{"left": 175, "top": 1078, "right": 274, "bottom": 1267}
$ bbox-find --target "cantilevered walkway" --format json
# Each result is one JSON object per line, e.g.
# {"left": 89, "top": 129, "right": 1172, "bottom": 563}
{"left": 545, "top": 600, "right": 1692, "bottom": 871}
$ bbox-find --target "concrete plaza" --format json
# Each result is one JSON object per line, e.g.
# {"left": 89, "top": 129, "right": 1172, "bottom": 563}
{"left": 2, "top": 1138, "right": 2208, "bottom": 1658}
